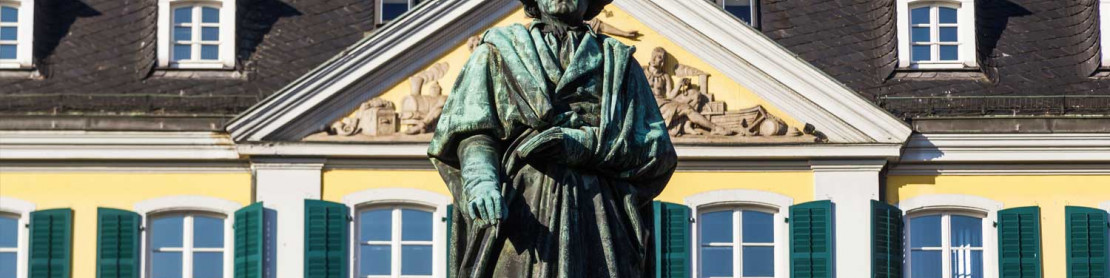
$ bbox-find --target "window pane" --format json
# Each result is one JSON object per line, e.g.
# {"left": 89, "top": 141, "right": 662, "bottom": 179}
{"left": 173, "top": 27, "right": 191, "bottom": 42}
{"left": 700, "top": 246, "right": 733, "bottom": 277}
{"left": 0, "top": 252, "right": 14, "bottom": 278}
{"left": 742, "top": 246, "right": 774, "bottom": 277}
{"left": 381, "top": 0, "right": 409, "bottom": 21}
{"left": 0, "top": 27, "right": 16, "bottom": 41}
{"left": 950, "top": 216, "right": 982, "bottom": 247}
{"left": 201, "top": 27, "right": 219, "bottom": 41}
{"left": 172, "top": 45, "right": 191, "bottom": 61}
{"left": 201, "top": 45, "right": 218, "bottom": 60}
{"left": 173, "top": 7, "right": 192, "bottom": 24}
{"left": 910, "top": 250, "right": 942, "bottom": 278}
{"left": 193, "top": 252, "right": 223, "bottom": 278}
{"left": 401, "top": 245, "right": 433, "bottom": 275}
{"left": 911, "top": 27, "right": 930, "bottom": 43}
{"left": 0, "top": 44, "right": 15, "bottom": 60}
{"left": 151, "top": 215, "right": 184, "bottom": 249}
{"left": 359, "top": 245, "right": 391, "bottom": 276}
{"left": 359, "top": 209, "right": 391, "bottom": 242}
{"left": 0, "top": 215, "right": 17, "bottom": 248}
{"left": 1, "top": 6, "right": 17, "bottom": 23}
{"left": 910, "top": 215, "right": 941, "bottom": 247}
{"left": 193, "top": 215, "right": 224, "bottom": 248}
{"left": 742, "top": 210, "right": 773, "bottom": 243}
{"left": 401, "top": 209, "right": 433, "bottom": 242}
{"left": 151, "top": 251, "right": 183, "bottom": 278}
{"left": 939, "top": 27, "right": 958, "bottom": 42}
{"left": 201, "top": 7, "right": 219, "bottom": 23}
{"left": 911, "top": 45, "right": 931, "bottom": 62}
{"left": 939, "top": 7, "right": 958, "bottom": 24}
{"left": 939, "top": 45, "right": 959, "bottom": 61}
{"left": 951, "top": 250, "right": 983, "bottom": 278}
{"left": 723, "top": 0, "right": 753, "bottom": 24}
{"left": 910, "top": 7, "right": 930, "bottom": 25}
{"left": 700, "top": 210, "right": 733, "bottom": 244}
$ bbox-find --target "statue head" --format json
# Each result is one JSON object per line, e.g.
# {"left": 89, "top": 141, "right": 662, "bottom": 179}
{"left": 650, "top": 47, "right": 667, "bottom": 70}
{"left": 521, "top": 0, "right": 611, "bottom": 22}
{"left": 429, "top": 82, "right": 443, "bottom": 96}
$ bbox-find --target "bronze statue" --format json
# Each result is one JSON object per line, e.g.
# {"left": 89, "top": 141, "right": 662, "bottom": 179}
{"left": 428, "top": 0, "right": 677, "bottom": 277}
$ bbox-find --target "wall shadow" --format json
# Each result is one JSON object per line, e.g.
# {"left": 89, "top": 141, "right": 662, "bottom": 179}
{"left": 238, "top": 0, "right": 303, "bottom": 63}
{"left": 34, "top": 0, "right": 101, "bottom": 60}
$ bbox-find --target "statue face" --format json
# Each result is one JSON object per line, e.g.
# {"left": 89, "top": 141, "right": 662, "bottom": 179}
{"left": 536, "top": 0, "right": 589, "bottom": 22}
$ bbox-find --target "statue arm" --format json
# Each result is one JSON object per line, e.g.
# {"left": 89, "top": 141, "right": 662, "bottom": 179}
{"left": 458, "top": 134, "right": 506, "bottom": 225}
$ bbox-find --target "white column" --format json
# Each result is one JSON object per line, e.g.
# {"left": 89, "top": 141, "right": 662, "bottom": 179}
{"left": 810, "top": 159, "right": 886, "bottom": 278}
{"left": 252, "top": 158, "right": 324, "bottom": 278}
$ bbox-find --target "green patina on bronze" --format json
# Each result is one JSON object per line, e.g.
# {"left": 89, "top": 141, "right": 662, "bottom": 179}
{"left": 428, "top": 0, "right": 677, "bottom": 277}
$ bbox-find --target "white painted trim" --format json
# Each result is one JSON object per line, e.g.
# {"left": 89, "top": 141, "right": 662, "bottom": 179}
{"left": 686, "top": 190, "right": 791, "bottom": 278}
{"left": 158, "top": 0, "right": 236, "bottom": 68}
{"left": 1101, "top": 201, "right": 1110, "bottom": 212}
{"left": 900, "top": 133, "right": 1110, "bottom": 163}
{"left": 903, "top": 211, "right": 993, "bottom": 278}
{"left": 1101, "top": 0, "right": 1109, "bottom": 67}
{"left": 888, "top": 163, "right": 1110, "bottom": 176}
{"left": 0, "top": 197, "right": 34, "bottom": 278}
{"left": 0, "top": 131, "right": 240, "bottom": 160}
{"left": 898, "top": 194, "right": 1002, "bottom": 278}
{"left": 0, "top": 0, "right": 34, "bottom": 69}
{"left": 343, "top": 188, "right": 450, "bottom": 278}
{"left": 133, "top": 195, "right": 241, "bottom": 278}
{"left": 0, "top": 161, "right": 250, "bottom": 173}
{"left": 897, "top": 0, "right": 978, "bottom": 68}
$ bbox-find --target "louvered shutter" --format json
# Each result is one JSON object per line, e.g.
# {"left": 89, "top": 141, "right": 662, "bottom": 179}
{"left": 28, "top": 209, "right": 73, "bottom": 278}
{"left": 653, "top": 201, "right": 690, "bottom": 278}
{"left": 1066, "top": 206, "right": 1108, "bottom": 278}
{"left": 790, "top": 200, "right": 833, "bottom": 278}
{"left": 96, "top": 208, "right": 140, "bottom": 278}
{"left": 235, "top": 203, "right": 265, "bottom": 278}
{"left": 304, "top": 200, "right": 349, "bottom": 278}
{"left": 871, "top": 200, "right": 903, "bottom": 278}
{"left": 998, "top": 206, "right": 1043, "bottom": 278}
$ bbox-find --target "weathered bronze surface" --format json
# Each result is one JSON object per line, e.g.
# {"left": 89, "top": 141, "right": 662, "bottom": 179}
{"left": 427, "top": 0, "right": 677, "bottom": 277}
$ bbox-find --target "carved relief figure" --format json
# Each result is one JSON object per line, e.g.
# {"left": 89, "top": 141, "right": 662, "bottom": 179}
{"left": 401, "top": 63, "right": 450, "bottom": 135}
{"left": 585, "top": 18, "right": 641, "bottom": 39}
{"left": 646, "top": 47, "right": 735, "bottom": 136}
{"left": 329, "top": 98, "right": 397, "bottom": 136}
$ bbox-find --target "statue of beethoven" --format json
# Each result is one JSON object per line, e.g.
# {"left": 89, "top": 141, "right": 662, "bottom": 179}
{"left": 427, "top": 0, "right": 678, "bottom": 277}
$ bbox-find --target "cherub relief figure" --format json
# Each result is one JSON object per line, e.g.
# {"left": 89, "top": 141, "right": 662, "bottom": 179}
{"left": 644, "top": 47, "right": 735, "bottom": 136}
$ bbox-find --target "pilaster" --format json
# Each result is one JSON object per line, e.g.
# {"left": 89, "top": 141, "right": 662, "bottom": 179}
{"left": 810, "top": 159, "right": 887, "bottom": 278}
{"left": 251, "top": 158, "right": 325, "bottom": 278}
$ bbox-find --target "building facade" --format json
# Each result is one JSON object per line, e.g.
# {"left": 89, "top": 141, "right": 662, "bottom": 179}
{"left": 1, "top": 1, "right": 1108, "bottom": 278}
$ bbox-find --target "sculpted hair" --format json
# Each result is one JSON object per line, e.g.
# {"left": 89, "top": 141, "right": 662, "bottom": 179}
{"left": 520, "top": 0, "right": 613, "bottom": 21}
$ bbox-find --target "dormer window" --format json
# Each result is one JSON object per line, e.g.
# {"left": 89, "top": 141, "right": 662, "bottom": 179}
{"left": 1101, "top": 0, "right": 1109, "bottom": 67}
{"left": 0, "top": 0, "right": 33, "bottom": 69}
{"left": 379, "top": 0, "right": 420, "bottom": 24}
{"left": 710, "top": 0, "right": 759, "bottom": 28}
{"left": 158, "top": 0, "right": 236, "bottom": 69}
{"left": 897, "top": 0, "right": 976, "bottom": 69}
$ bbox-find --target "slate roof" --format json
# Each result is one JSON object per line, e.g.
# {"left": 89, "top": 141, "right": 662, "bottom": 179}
{"left": 760, "top": 0, "right": 1110, "bottom": 119}
{"left": 0, "top": 0, "right": 375, "bottom": 130}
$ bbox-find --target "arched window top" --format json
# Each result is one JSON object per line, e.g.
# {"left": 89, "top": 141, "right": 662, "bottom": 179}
{"left": 133, "top": 195, "right": 242, "bottom": 216}
{"left": 1100, "top": 201, "right": 1110, "bottom": 212}
{"left": 685, "top": 189, "right": 793, "bottom": 211}
{"left": 0, "top": 197, "right": 35, "bottom": 216}
{"left": 342, "top": 188, "right": 450, "bottom": 211}
{"left": 897, "top": 194, "right": 1002, "bottom": 217}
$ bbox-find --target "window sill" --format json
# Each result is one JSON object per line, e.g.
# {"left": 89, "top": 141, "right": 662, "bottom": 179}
{"left": 0, "top": 68, "right": 43, "bottom": 79}
{"left": 891, "top": 69, "right": 986, "bottom": 81}
{"left": 1092, "top": 69, "right": 1110, "bottom": 80}
{"left": 150, "top": 68, "right": 246, "bottom": 80}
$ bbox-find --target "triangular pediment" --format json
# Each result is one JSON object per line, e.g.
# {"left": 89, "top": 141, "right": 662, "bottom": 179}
{"left": 227, "top": 0, "right": 911, "bottom": 145}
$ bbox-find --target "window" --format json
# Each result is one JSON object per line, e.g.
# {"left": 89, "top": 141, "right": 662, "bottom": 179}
{"left": 699, "top": 207, "right": 776, "bottom": 278}
{"left": 0, "top": 213, "right": 18, "bottom": 278}
{"left": 1101, "top": 0, "right": 1109, "bottom": 67}
{"left": 379, "top": 0, "right": 420, "bottom": 24}
{"left": 897, "top": 0, "right": 976, "bottom": 69}
{"left": 149, "top": 212, "right": 227, "bottom": 278}
{"left": 356, "top": 205, "right": 434, "bottom": 278}
{"left": 158, "top": 0, "right": 235, "bottom": 69}
{"left": 0, "top": 0, "right": 33, "bottom": 69}
{"left": 709, "top": 0, "right": 759, "bottom": 27}
{"left": 907, "top": 212, "right": 986, "bottom": 278}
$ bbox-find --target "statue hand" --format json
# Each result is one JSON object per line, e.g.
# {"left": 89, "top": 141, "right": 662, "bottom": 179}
{"left": 465, "top": 181, "right": 506, "bottom": 225}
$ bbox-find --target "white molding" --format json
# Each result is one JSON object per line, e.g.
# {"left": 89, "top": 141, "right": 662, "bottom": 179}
{"left": 686, "top": 190, "right": 792, "bottom": 278}
{"left": 0, "top": 131, "right": 240, "bottom": 160}
{"left": 0, "top": 161, "right": 250, "bottom": 173}
{"left": 0, "top": 197, "right": 34, "bottom": 278}
{"left": 896, "top": 0, "right": 978, "bottom": 68}
{"left": 133, "top": 195, "right": 241, "bottom": 278}
{"left": 897, "top": 194, "right": 1002, "bottom": 278}
{"left": 1101, "top": 0, "right": 1109, "bottom": 67}
{"left": 342, "top": 188, "right": 450, "bottom": 278}
{"left": 158, "top": 0, "right": 236, "bottom": 68}
{"left": 0, "top": 0, "right": 34, "bottom": 69}
{"left": 888, "top": 163, "right": 1110, "bottom": 175}
{"left": 622, "top": 0, "right": 912, "bottom": 144}
{"left": 900, "top": 133, "right": 1110, "bottom": 163}
{"left": 1101, "top": 201, "right": 1110, "bottom": 212}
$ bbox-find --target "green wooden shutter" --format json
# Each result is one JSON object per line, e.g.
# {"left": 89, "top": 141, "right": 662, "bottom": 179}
{"left": 653, "top": 201, "right": 690, "bottom": 278}
{"left": 871, "top": 200, "right": 903, "bottom": 278}
{"left": 304, "top": 200, "right": 349, "bottom": 278}
{"left": 445, "top": 204, "right": 454, "bottom": 278}
{"left": 235, "top": 203, "right": 265, "bottom": 278}
{"left": 96, "top": 208, "right": 141, "bottom": 278}
{"left": 28, "top": 209, "right": 73, "bottom": 278}
{"left": 998, "top": 206, "right": 1043, "bottom": 278}
{"left": 790, "top": 200, "right": 833, "bottom": 278}
{"left": 1066, "top": 206, "right": 1108, "bottom": 278}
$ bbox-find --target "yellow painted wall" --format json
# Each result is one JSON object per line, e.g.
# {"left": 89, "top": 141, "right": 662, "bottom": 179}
{"left": 888, "top": 175, "right": 1110, "bottom": 278}
{"left": 344, "top": 7, "right": 803, "bottom": 128}
{"left": 0, "top": 172, "right": 252, "bottom": 278}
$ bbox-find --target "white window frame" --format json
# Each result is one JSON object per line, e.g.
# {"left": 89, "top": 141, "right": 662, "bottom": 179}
{"left": 897, "top": 0, "right": 977, "bottom": 69}
{"left": 0, "top": 0, "right": 34, "bottom": 69}
{"left": 158, "top": 0, "right": 236, "bottom": 69}
{"left": 904, "top": 211, "right": 988, "bottom": 278}
{"left": 377, "top": 0, "right": 419, "bottom": 25}
{"left": 134, "top": 196, "right": 241, "bottom": 278}
{"left": 0, "top": 197, "right": 35, "bottom": 278}
{"left": 355, "top": 204, "right": 435, "bottom": 278}
{"left": 897, "top": 194, "right": 1001, "bottom": 278}
{"left": 686, "top": 189, "right": 792, "bottom": 278}
{"left": 710, "top": 0, "right": 759, "bottom": 28}
{"left": 1101, "top": 0, "right": 1110, "bottom": 67}
{"left": 343, "top": 188, "right": 450, "bottom": 278}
